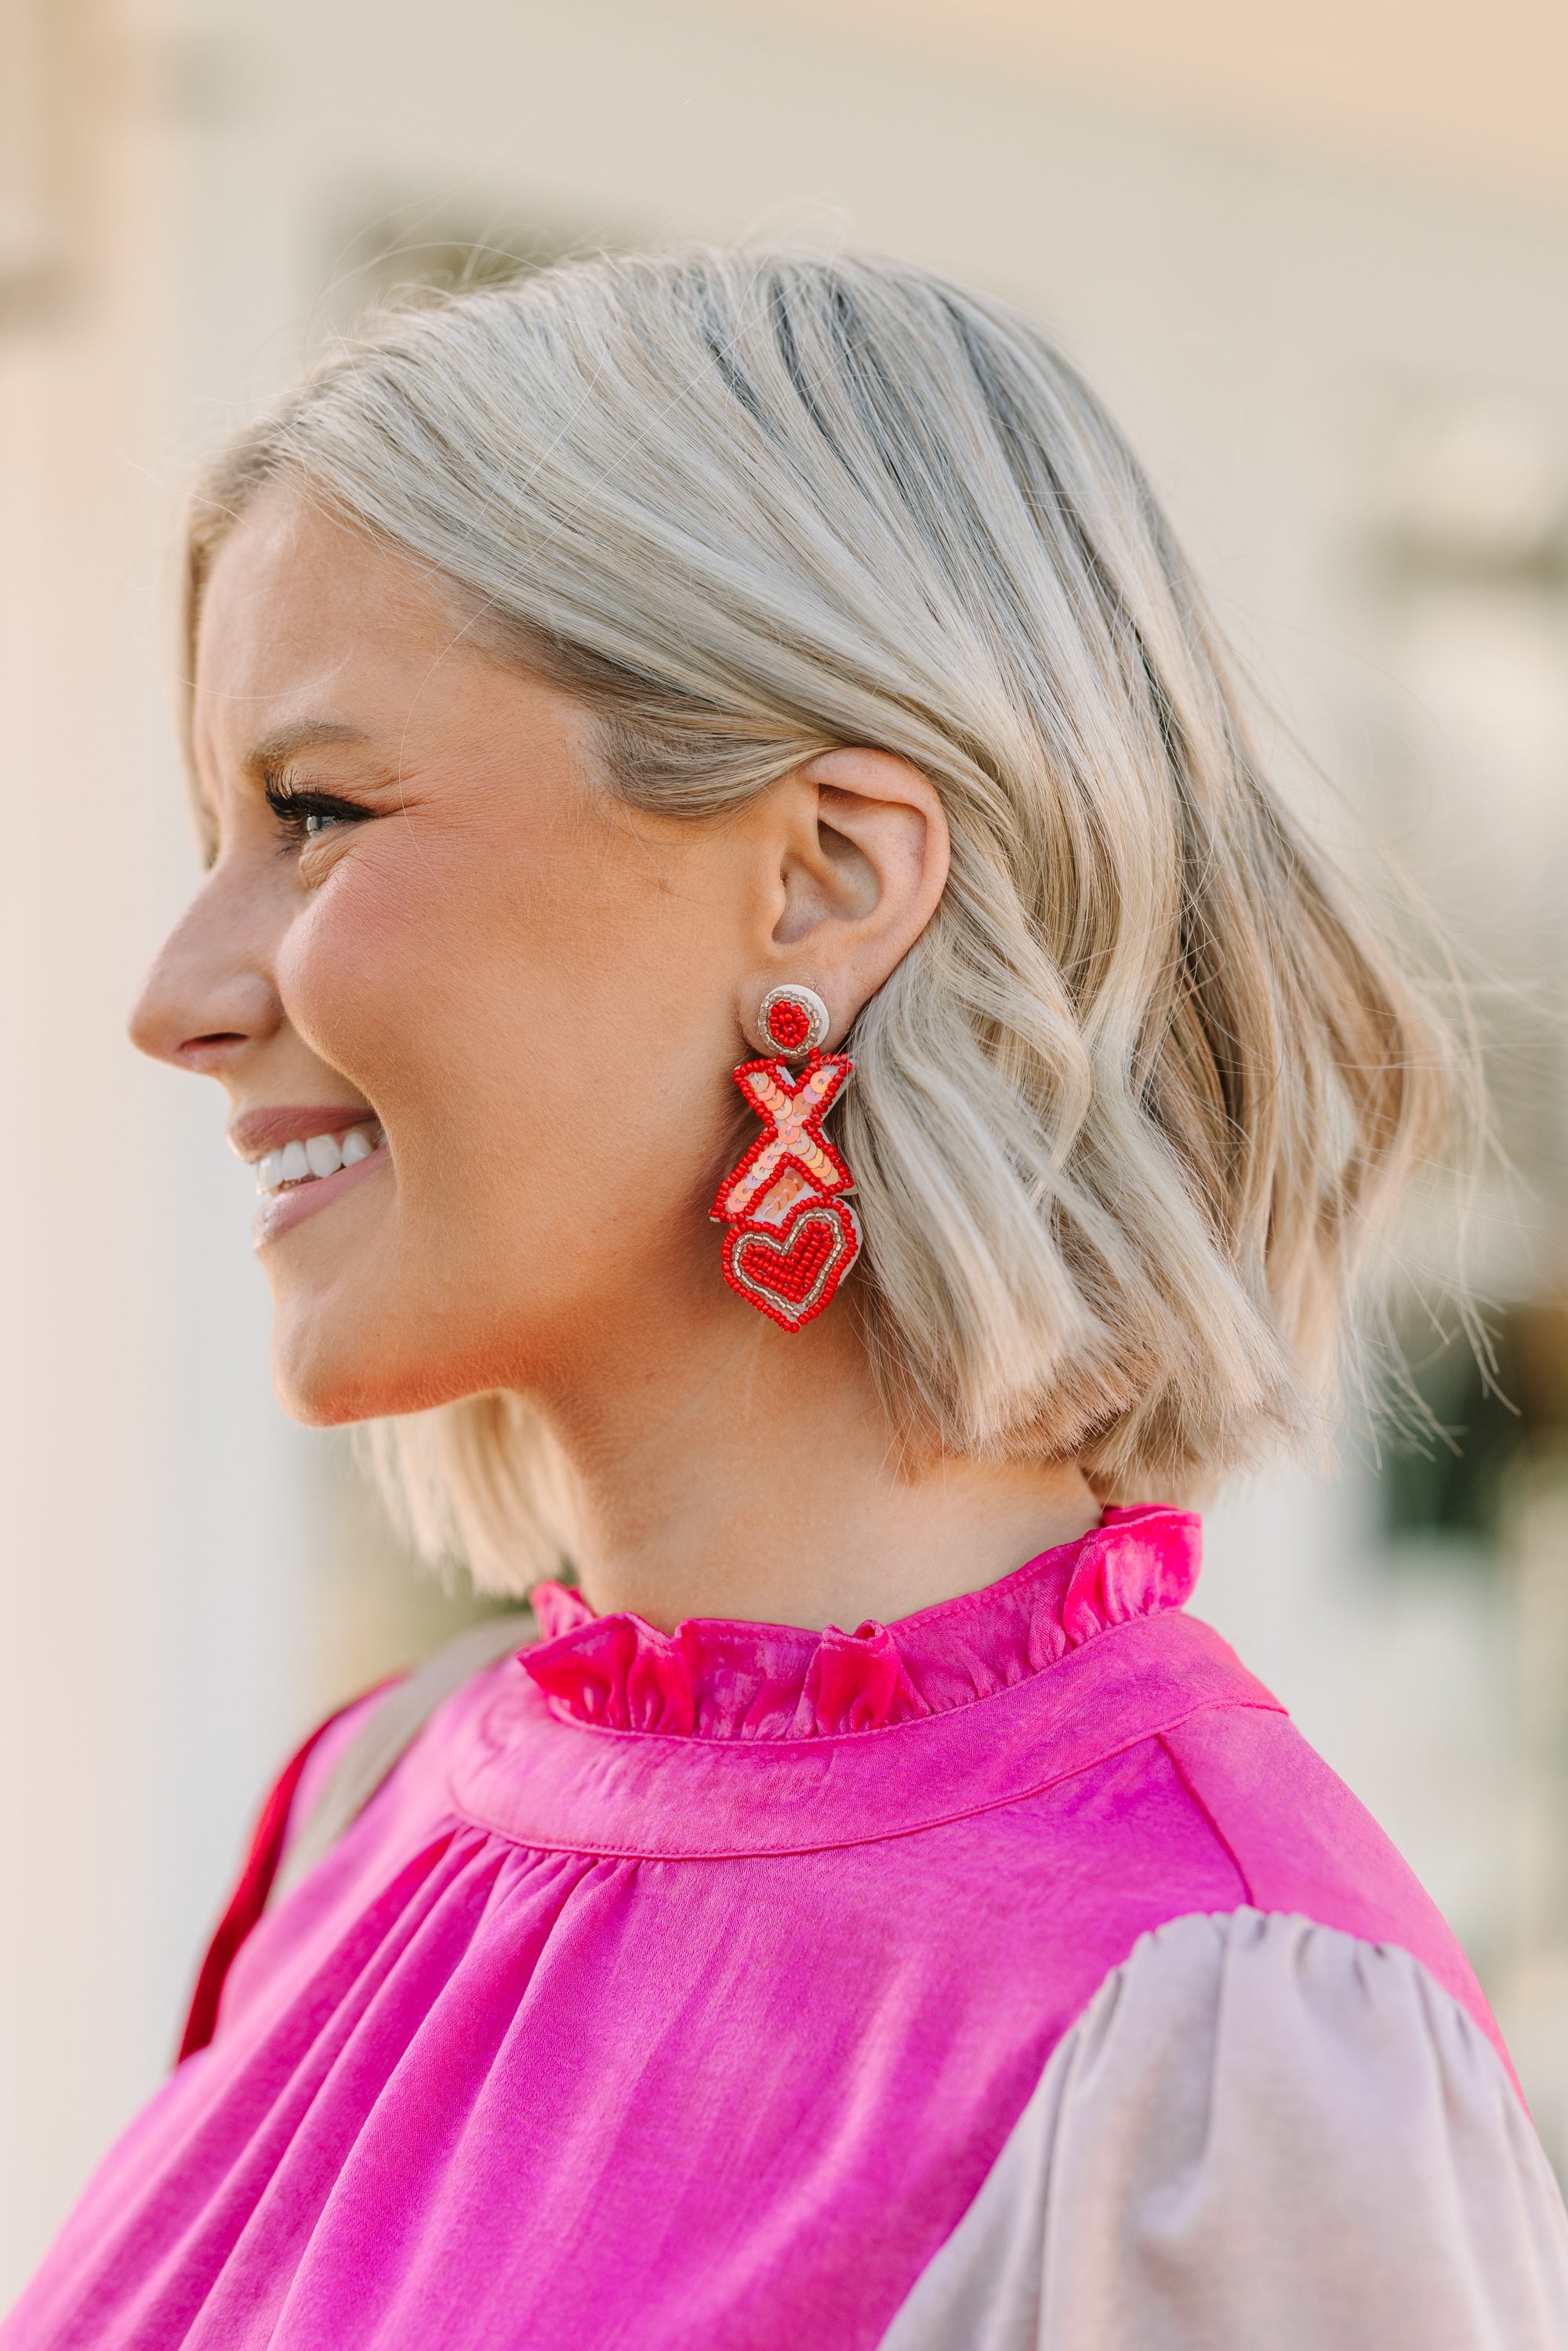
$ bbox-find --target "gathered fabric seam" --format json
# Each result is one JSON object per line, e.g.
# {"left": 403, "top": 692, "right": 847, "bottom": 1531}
{"left": 520, "top": 1606, "right": 1262, "bottom": 1755}
{"left": 444, "top": 1694, "right": 1285, "bottom": 1865}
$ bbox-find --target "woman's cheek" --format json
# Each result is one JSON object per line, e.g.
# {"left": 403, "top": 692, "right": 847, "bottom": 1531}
{"left": 278, "top": 854, "right": 456, "bottom": 1088}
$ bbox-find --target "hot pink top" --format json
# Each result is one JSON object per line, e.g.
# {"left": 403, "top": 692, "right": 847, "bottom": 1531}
{"left": 1, "top": 1507, "right": 1510, "bottom": 2349}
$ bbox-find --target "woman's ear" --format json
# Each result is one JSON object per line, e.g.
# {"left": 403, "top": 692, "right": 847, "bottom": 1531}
{"left": 739, "top": 748, "right": 950, "bottom": 1047}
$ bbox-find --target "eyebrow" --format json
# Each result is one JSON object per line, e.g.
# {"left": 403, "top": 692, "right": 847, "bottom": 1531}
{"left": 245, "top": 720, "right": 372, "bottom": 774}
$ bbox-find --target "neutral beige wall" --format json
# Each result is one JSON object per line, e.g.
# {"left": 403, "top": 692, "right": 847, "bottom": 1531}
{"left": 718, "top": 0, "right": 1568, "bottom": 219}
{"left": 1, "top": 0, "right": 180, "bottom": 2274}
{"left": 0, "top": 0, "right": 321, "bottom": 2287}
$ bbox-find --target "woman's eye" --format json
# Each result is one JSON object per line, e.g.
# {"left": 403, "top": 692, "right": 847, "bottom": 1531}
{"left": 264, "top": 784, "right": 371, "bottom": 848}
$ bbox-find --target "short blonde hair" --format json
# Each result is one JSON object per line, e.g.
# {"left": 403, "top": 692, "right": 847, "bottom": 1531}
{"left": 187, "top": 246, "right": 1458, "bottom": 1593}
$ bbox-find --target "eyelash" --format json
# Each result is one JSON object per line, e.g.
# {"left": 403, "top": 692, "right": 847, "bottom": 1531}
{"left": 265, "top": 779, "right": 371, "bottom": 845}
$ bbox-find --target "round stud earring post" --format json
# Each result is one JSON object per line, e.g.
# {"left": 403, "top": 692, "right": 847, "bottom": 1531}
{"left": 756, "top": 985, "right": 830, "bottom": 1059}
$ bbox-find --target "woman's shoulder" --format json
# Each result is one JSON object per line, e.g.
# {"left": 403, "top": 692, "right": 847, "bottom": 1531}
{"left": 1153, "top": 1686, "right": 1504, "bottom": 2063}
{"left": 879, "top": 1906, "right": 1568, "bottom": 2350}
{"left": 978, "top": 1596, "right": 1503, "bottom": 2077}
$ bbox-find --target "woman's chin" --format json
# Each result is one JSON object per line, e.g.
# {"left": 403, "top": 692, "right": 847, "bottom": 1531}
{"left": 270, "top": 1309, "right": 517, "bottom": 1428}
{"left": 271, "top": 1362, "right": 388, "bottom": 1429}
{"left": 270, "top": 1324, "right": 429, "bottom": 1428}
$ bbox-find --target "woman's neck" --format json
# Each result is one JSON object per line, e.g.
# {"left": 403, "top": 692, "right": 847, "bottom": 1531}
{"left": 538, "top": 1302, "right": 1102, "bottom": 1634}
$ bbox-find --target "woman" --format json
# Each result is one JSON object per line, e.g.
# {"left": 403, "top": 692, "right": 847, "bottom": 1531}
{"left": 7, "top": 248, "right": 1565, "bottom": 2349}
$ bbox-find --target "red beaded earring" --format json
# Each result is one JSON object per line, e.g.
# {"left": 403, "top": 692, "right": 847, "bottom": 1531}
{"left": 712, "top": 984, "right": 862, "bottom": 1331}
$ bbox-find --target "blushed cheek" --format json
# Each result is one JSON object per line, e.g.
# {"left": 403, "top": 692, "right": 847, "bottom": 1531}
{"left": 267, "top": 855, "right": 633, "bottom": 1254}
{"left": 274, "top": 822, "right": 742, "bottom": 1275}
{"left": 278, "top": 860, "right": 472, "bottom": 1107}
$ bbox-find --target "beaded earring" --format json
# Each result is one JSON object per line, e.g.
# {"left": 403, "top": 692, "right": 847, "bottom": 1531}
{"left": 712, "top": 984, "right": 862, "bottom": 1331}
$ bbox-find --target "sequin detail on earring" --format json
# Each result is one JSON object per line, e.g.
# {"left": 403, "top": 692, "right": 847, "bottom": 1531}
{"left": 712, "top": 986, "right": 862, "bottom": 1331}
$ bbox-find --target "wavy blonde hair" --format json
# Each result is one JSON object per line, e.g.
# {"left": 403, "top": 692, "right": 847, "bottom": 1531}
{"left": 186, "top": 246, "right": 1458, "bottom": 1593}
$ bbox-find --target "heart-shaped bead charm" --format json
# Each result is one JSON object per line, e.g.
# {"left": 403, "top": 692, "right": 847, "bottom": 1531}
{"left": 721, "top": 1197, "right": 862, "bottom": 1332}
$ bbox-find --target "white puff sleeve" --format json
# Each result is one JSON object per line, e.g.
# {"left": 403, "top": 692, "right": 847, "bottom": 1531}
{"left": 877, "top": 1909, "right": 1568, "bottom": 2350}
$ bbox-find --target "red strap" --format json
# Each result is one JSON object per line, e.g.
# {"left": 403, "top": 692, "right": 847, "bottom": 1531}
{"left": 176, "top": 1683, "right": 395, "bottom": 2063}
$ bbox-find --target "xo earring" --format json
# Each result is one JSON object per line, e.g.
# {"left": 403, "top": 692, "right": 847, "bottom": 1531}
{"left": 712, "top": 984, "right": 862, "bottom": 1331}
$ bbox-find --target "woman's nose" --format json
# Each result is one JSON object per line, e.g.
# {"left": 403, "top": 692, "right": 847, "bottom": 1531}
{"left": 129, "top": 879, "right": 282, "bottom": 1074}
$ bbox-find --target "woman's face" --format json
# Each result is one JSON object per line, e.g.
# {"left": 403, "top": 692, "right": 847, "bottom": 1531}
{"left": 132, "top": 490, "right": 797, "bottom": 1424}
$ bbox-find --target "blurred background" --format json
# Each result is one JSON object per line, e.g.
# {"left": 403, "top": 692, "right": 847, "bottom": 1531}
{"left": 5, "top": 0, "right": 1568, "bottom": 2293}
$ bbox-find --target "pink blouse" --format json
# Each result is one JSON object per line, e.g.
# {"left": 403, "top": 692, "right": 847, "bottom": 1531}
{"left": 0, "top": 1507, "right": 1534, "bottom": 2348}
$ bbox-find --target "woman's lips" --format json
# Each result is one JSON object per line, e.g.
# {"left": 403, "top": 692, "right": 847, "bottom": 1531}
{"left": 252, "top": 1142, "right": 390, "bottom": 1247}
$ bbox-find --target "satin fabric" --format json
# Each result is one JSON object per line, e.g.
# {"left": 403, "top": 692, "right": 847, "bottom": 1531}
{"left": 1, "top": 1507, "right": 1506, "bottom": 2349}
{"left": 880, "top": 1911, "right": 1567, "bottom": 2349}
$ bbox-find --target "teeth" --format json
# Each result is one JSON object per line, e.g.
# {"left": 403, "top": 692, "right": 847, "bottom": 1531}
{"left": 255, "top": 1123, "right": 382, "bottom": 1195}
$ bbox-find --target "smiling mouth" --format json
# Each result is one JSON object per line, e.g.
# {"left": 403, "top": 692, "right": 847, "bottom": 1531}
{"left": 252, "top": 1121, "right": 385, "bottom": 1198}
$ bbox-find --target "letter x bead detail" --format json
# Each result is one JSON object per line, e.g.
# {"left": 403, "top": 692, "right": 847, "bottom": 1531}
{"left": 711, "top": 1051, "right": 855, "bottom": 1223}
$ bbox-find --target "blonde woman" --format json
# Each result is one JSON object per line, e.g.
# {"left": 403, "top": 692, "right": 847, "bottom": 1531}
{"left": 7, "top": 249, "right": 1566, "bottom": 2350}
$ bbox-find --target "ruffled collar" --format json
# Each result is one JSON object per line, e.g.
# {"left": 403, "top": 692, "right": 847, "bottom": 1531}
{"left": 524, "top": 1504, "right": 1198, "bottom": 1742}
